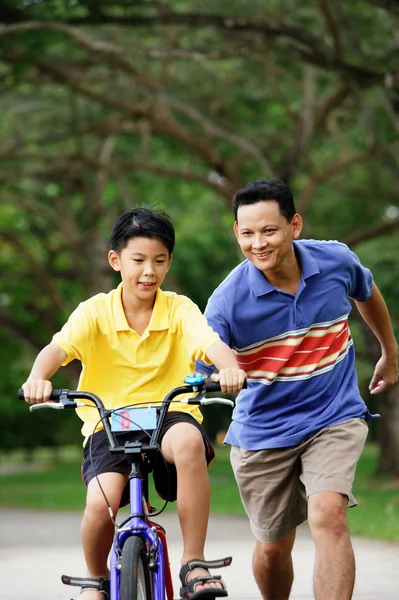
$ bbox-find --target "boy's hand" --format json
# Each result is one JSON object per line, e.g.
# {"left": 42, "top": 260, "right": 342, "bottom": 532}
{"left": 211, "top": 369, "right": 247, "bottom": 394}
{"left": 22, "top": 380, "right": 53, "bottom": 404}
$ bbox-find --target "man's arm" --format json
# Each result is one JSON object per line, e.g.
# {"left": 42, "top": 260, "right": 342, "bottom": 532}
{"left": 205, "top": 340, "right": 247, "bottom": 394}
{"left": 22, "top": 343, "right": 67, "bottom": 404}
{"left": 354, "top": 283, "right": 398, "bottom": 394}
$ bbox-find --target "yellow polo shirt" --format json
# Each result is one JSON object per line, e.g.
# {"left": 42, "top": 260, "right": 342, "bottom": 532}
{"left": 52, "top": 284, "right": 220, "bottom": 439}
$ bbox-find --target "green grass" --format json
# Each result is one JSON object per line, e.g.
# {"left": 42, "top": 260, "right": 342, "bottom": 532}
{"left": 0, "top": 462, "right": 87, "bottom": 510}
{"left": 346, "top": 444, "right": 399, "bottom": 541}
{"left": 209, "top": 447, "right": 244, "bottom": 514}
{"left": 1, "top": 444, "right": 398, "bottom": 541}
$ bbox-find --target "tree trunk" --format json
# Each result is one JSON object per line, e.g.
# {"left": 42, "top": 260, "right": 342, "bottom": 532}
{"left": 376, "top": 384, "right": 399, "bottom": 477}
{"left": 86, "top": 230, "right": 114, "bottom": 295}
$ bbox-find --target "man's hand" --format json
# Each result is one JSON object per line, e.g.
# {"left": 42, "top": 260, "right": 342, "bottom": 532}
{"left": 211, "top": 369, "right": 247, "bottom": 394}
{"left": 22, "top": 379, "right": 53, "bottom": 404}
{"left": 369, "top": 355, "right": 398, "bottom": 395}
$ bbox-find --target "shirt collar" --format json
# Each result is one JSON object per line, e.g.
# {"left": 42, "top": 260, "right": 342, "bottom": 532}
{"left": 248, "top": 261, "right": 275, "bottom": 297}
{"left": 113, "top": 283, "right": 169, "bottom": 332}
{"left": 294, "top": 241, "right": 320, "bottom": 280}
{"left": 147, "top": 289, "right": 169, "bottom": 331}
{"left": 113, "top": 283, "right": 130, "bottom": 331}
{"left": 248, "top": 241, "right": 320, "bottom": 297}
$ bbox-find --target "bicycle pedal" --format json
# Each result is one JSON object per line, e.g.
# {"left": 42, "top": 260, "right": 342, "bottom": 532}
{"left": 61, "top": 574, "right": 110, "bottom": 594}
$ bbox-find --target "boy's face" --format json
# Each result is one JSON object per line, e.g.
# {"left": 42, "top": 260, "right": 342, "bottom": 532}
{"left": 234, "top": 200, "right": 302, "bottom": 276}
{"left": 108, "top": 236, "right": 172, "bottom": 302}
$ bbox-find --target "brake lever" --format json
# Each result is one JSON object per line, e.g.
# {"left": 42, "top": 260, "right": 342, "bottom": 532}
{"left": 200, "top": 398, "right": 234, "bottom": 407}
{"left": 30, "top": 402, "right": 64, "bottom": 411}
{"left": 29, "top": 401, "right": 85, "bottom": 412}
{"left": 180, "top": 390, "right": 206, "bottom": 405}
{"left": 180, "top": 391, "right": 234, "bottom": 407}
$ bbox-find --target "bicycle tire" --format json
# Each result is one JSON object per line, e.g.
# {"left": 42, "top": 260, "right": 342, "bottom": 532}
{"left": 120, "top": 536, "right": 151, "bottom": 600}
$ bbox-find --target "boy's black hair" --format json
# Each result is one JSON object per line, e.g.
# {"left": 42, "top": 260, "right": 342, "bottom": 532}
{"left": 232, "top": 178, "right": 296, "bottom": 222}
{"left": 111, "top": 207, "right": 175, "bottom": 254}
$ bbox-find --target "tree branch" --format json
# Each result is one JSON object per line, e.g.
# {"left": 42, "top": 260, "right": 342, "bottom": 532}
{"left": 0, "top": 230, "right": 63, "bottom": 312}
{"left": 27, "top": 58, "right": 241, "bottom": 184}
{"left": 362, "top": 0, "right": 399, "bottom": 16}
{"left": 0, "top": 307, "right": 45, "bottom": 352}
{"left": 343, "top": 218, "right": 399, "bottom": 247}
{"left": 0, "top": 151, "right": 236, "bottom": 199}
{"left": 296, "top": 148, "right": 375, "bottom": 214}
{"left": 316, "top": 0, "right": 343, "bottom": 60}
{"left": 278, "top": 65, "right": 316, "bottom": 182}
{"left": 1, "top": 16, "right": 396, "bottom": 92}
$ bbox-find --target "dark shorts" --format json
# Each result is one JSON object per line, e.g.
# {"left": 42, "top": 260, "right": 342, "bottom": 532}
{"left": 82, "top": 411, "right": 215, "bottom": 504}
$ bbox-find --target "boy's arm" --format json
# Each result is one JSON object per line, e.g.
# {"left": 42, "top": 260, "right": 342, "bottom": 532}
{"left": 22, "top": 343, "right": 67, "bottom": 404}
{"left": 354, "top": 283, "right": 398, "bottom": 394}
{"left": 205, "top": 340, "right": 246, "bottom": 394}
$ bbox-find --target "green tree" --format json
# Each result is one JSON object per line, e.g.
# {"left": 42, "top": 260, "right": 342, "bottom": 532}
{"left": 0, "top": 0, "right": 398, "bottom": 471}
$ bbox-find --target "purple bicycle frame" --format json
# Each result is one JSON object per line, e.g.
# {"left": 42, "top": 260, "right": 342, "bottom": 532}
{"left": 110, "top": 472, "right": 166, "bottom": 600}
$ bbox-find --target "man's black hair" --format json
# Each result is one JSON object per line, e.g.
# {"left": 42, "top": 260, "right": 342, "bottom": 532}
{"left": 232, "top": 178, "right": 296, "bottom": 222}
{"left": 111, "top": 207, "right": 175, "bottom": 254}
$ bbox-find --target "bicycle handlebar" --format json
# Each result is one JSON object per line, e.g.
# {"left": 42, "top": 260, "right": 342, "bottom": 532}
{"left": 18, "top": 388, "right": 104, "bottom": 408}
{"left": 18, "top": 377, "right": 247, "bottom": 452}
{"left": 18, "top": 378, "right": 246, "bottom": 406}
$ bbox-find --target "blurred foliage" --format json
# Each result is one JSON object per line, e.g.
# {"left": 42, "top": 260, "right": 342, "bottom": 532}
{"left": 0, "top": 1, "right": 398, "bottom": 465}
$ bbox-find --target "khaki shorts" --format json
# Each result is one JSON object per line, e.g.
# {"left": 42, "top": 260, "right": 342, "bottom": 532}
{"left": 230, "top": 418, "right": 368, "bottom": 543}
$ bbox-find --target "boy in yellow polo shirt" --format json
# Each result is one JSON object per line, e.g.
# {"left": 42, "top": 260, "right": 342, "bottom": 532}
{"left": 22, "top": 208, "right": 246, "bottom": 600}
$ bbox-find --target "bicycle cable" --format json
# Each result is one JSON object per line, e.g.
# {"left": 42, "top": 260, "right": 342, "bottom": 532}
{"left": 86, "top": 400, "right": 167, "bottom": 527}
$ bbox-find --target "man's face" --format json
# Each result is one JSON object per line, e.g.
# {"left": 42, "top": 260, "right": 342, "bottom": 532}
{"left": 108, "top": 236, "right": 172, "bottom": 301}
{"left": 234, "top": 200, "right": 302, "bottom": 276}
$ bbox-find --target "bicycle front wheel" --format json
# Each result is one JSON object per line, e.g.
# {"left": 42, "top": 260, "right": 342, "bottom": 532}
{"left": 120, "top": 536, "right": 151, "bottom": 600}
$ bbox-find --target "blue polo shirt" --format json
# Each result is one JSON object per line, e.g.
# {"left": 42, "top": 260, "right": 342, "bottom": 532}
{"left": 197, "top": 240, "right": 374, "bottom": 450}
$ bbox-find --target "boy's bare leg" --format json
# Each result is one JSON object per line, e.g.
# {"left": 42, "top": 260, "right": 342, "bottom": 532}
{"left": 252, "top": 529, "right": 296, "bottom": 600}
{"left": 79, "top": 472, "right": 128, "bottom": 600}
{"left": 308, "top": 491, "right": 355, "bottom": 600}
{"left": 161, "top": 423, "right": 223, "bottom": 593}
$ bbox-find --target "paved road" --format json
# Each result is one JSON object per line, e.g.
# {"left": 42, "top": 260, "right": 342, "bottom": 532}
{"left": 1, "top": 508, "right": 398, "bottom": 599}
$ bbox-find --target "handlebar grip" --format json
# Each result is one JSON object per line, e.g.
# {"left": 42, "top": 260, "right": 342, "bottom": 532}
{"left": 203, "top": 381, "right": 221, "bottom": 393}
{"left": 49, "top": 389, "right": 66, "bottom": 400}
{"left": 203, "top": 379, "right": 248, "bottom": 394}
{"left": 18, "top": 388, "right": 67, "bottom": 401}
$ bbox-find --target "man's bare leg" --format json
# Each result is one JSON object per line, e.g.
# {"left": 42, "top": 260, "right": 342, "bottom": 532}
{"left": 308, "top": 491, "right": 355, "bottom": 600}
{"left": 252, "top": 528, "right": 296, "bottom": 600}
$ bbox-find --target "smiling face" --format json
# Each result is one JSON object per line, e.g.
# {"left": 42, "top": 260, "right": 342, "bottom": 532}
{"left": 234, "top": 200, "right": 302, "bottom": 278}
{"left": 108, "top": 236, "right": 172, "bottom": 304}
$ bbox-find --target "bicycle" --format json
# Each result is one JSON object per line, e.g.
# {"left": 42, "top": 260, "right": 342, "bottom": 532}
{"left": 19, "top": 373, "right": 238, "bottom": 600}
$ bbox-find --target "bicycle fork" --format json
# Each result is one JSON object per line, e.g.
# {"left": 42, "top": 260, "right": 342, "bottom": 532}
{"left": 111, "top": 471, "right": 167, "bottom": 600}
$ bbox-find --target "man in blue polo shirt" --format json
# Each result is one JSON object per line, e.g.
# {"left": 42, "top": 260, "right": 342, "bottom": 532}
{"left": 198, "top": 178, "right": 398, "bottom": 600}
